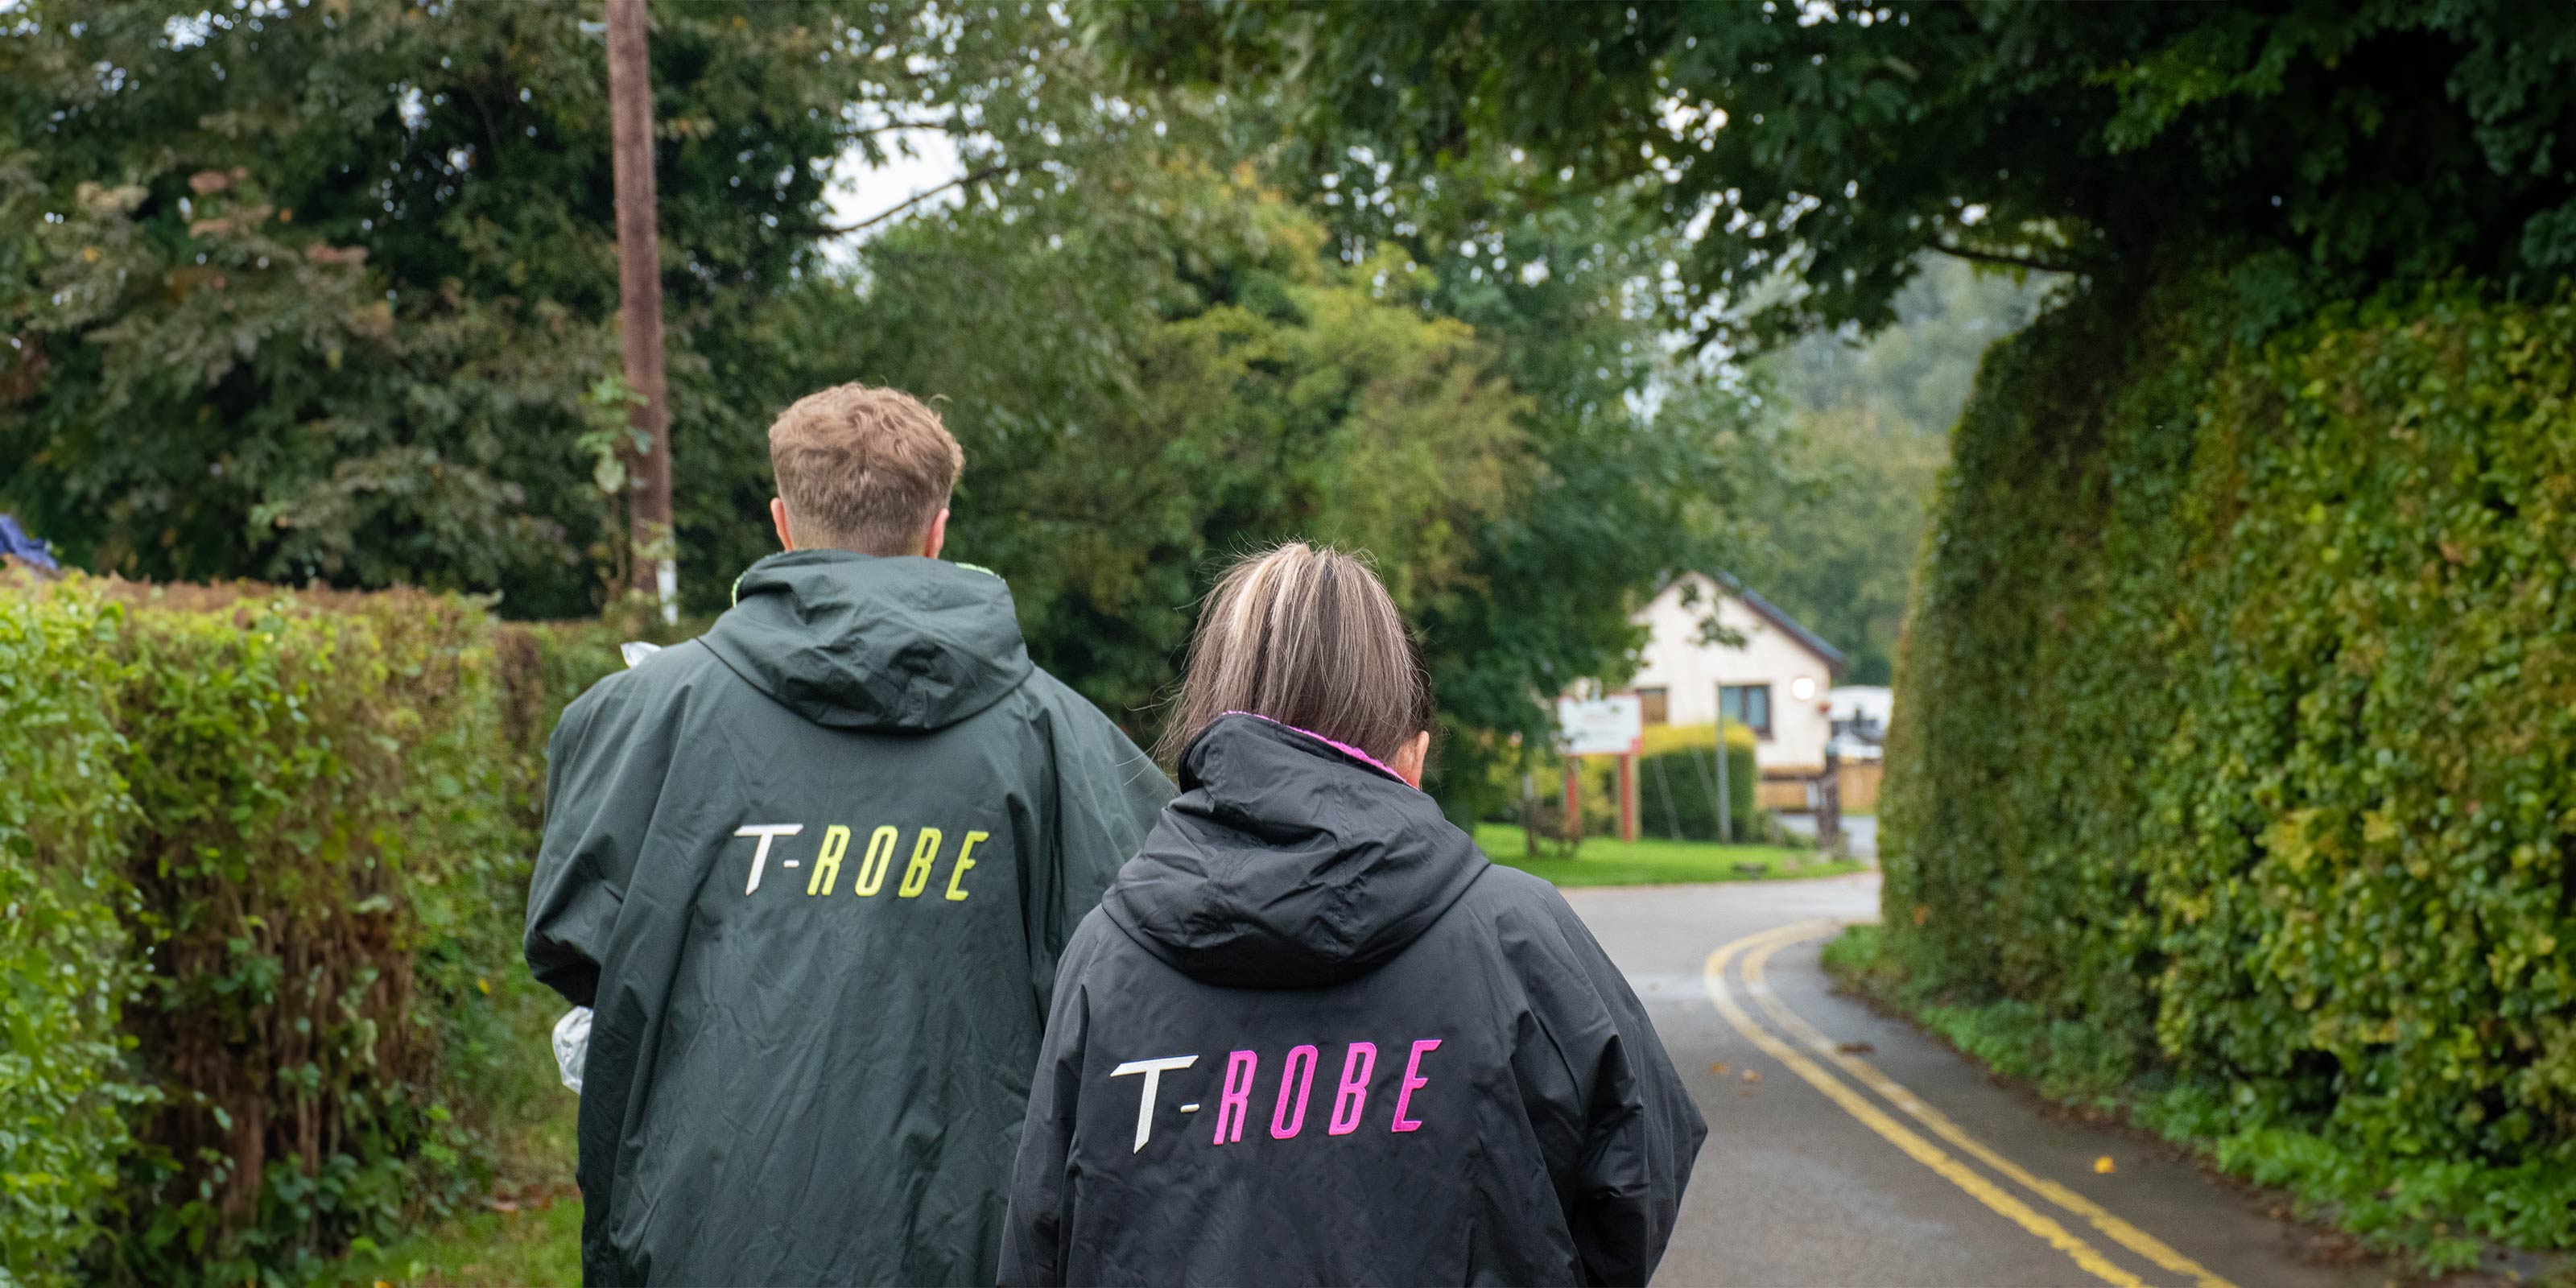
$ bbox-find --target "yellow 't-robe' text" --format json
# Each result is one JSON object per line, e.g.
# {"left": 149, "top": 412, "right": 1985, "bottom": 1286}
{"left": 807, "top": 824, "right": 850, "bottom": 896}
{"left": 855, "top": 825, "right": 898, "bottom": 896}
{"left": 899, "top": 828, "right": 943, "bottom": 898}
{"left": 947, "top": 831, "right": 988, "bottom": 901}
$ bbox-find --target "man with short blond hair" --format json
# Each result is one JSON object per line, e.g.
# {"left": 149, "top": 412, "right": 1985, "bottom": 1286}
{"left": 528, "top": 382, "right": 1172, "bottom": 1286}
{"left": 766, "top": 382, "right": 965, "bottom": 555}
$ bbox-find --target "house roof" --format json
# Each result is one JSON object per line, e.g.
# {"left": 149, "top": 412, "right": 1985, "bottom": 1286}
{"left": 1704, "top": 571, "right": 1848, "bottom": 675}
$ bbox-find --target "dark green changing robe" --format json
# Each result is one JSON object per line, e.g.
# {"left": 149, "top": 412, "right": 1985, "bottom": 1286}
{"left": 526, "top": 551, "right": 1171, "bottom": 1286}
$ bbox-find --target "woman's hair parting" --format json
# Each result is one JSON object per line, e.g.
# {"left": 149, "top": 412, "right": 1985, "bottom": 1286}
{"left": 1157, "top": 543, "right": 1434, "bottom": 767}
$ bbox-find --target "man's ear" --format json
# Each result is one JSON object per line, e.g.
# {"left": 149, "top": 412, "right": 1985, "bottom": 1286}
{"left": 1391, "top": 730, "right": 1432, "bottom": 789}
{"left": 922, "top": 506, "right": 950, "bottom": 559}
{"left": 770, "top": 497, "right": 797, "bottom": 551}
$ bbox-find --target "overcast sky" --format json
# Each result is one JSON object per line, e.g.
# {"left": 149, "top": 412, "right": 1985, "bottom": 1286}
{"left": 818, "top": 128, "right": 967, "bottom": 268}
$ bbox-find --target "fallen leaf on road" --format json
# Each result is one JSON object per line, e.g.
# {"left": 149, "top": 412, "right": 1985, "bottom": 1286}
{"left": 1709, "top": 1063, "right": 1730, "bottom": 1075}
{"left": 1835, "top": 1041, "right": 1875, "bottom": 1055}
{"left": 2093, "top": 1156, "right": 2116, "bottom": 1174}
{"left": 1740, "top": 1069, "right": 1762, "bottom": 1084}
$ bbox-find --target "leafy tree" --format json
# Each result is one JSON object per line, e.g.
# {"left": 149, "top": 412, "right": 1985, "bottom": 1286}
{"left": 803, "top": 145, "right": 1770, "bottom": 814}
{"left": 4, "top": 0, "right": 1774, "bottom": 824}
{"left": 1373, "top": 196, "right": 1785, "bottom": 814}
{"left": 836, "top": 158, "right": 1525, "bottom": 720}
{"left": 0, "top": 1, "right": 1123, "bottom": 616}
{"left": 1720, "top": 398, "right": 1936, "bottom": 687}
{"left": 1106, "top": 0, "right": 2576, "bottom": 346}
{"left": 1766, "top": 256, "right": 2055, "bottom": 437}
{"left": 1728, "top": 257, "right": 2053, "bottom": 683}
{"left": 1154, "top": 91, "right": 1792, "bottom": 808}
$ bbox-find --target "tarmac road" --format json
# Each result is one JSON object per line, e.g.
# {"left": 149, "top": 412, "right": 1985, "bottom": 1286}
{"left": 1565, "top": 873, "right": 2375, "bottom": 1288}
{"left": 1775, "top": 812, "right": 1876, "bottom": 859}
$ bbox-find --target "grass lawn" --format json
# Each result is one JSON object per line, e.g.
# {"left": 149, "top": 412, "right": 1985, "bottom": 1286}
{"left": 1475, "top": 824, "right": 1862, "bottom": 888}
{"left": 331, "top": 1007, "right": 585, "bottom": 1287}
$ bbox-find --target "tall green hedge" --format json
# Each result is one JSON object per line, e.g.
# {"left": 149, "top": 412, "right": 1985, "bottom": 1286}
{"left": 1883, "top": 272, "right": 2576, "bottom": 1244}
{"left": 0, "top": 589, "right": 146, "bottom": 1278}
{"left": 0, "top": 576, "right": 659, "bottom": 1285}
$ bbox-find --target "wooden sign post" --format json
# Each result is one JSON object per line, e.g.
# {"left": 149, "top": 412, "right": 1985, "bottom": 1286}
{"left": 1563, "top": 763, "right": 1583, "bottom": 844}
{"left": 1556, "top": 695, "right": 1645, "bottom": 845}
{"left": 1616, "top": 752, "right": 1638, "bottom": 844}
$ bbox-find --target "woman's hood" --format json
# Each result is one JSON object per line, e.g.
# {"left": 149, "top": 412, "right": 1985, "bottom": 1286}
{"left": 1099, "top": 713, "right": 1489, "bottom": 989}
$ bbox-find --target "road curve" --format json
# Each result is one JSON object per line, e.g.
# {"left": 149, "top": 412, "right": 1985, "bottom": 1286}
{"left": 1563, "top": 873, "right": 2372, "bottom": 1288}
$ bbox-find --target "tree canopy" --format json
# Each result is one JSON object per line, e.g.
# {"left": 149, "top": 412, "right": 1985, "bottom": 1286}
{"left": 1106, "top": 0, "right": 2576, "bottom": 347}
{"left": 811, "top": 135, "right": 1768, "bottom": 811}
{"left": 6, "top": 3, "right": 798, "bottom": 609}
{"left": 2, "top": 0, "right": 1772, "bottom": 815}
{"left": 0, "top": 1, "right": 1158, "bottom": 613}
{"left": 1724, "top": 258, "right": 2052, "bottom": 684}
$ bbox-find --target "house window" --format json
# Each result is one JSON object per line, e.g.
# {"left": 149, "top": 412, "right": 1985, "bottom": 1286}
{"left": 1636, "top": 687, "right": 1670, "bottom": 725}
{"left": 1719, "top": 683, "right": 1773, "bottom": 738}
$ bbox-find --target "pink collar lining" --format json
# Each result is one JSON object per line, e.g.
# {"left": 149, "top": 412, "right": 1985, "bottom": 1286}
{"left": 1222, "top": 711, "right": 1414, "bottom": 788}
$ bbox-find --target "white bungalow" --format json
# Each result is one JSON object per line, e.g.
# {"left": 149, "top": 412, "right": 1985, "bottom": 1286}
{"left": 1624, "top": 572, "right": 1847, "bottom": 775}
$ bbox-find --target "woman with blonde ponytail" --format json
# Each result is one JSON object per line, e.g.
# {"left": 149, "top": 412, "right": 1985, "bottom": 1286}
{"left": 1003, "top": 543, "right": 1704, "bottom": 1287}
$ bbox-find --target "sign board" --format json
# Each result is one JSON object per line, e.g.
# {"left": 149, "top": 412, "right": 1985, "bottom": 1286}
{"left": 1556, "top": 696, "right": 1644, "bottom": 757}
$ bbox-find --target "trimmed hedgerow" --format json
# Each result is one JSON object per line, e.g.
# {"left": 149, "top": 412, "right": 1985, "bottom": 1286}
{"left": 1881, "top": 270, "right": 2576, "bottom": 1261}
{"left": 1633, "top": 722, "right": 1760, "bottom": 843}
{"left": 0, "top": 585, "right": 147, "bottom": 1284}
{"left": 0, "top": 575, "right": 679, "bottom": 1286}
{"left": 103, "top": 584, "right": 510, "bottom": 1282}
{"left": 1509, "top": 721, "right": 1761, "bottom": 842}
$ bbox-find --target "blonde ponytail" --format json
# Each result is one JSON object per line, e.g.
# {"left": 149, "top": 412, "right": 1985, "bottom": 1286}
{"left": 1158, "top": 543, "right": 1431, "bottom": 766}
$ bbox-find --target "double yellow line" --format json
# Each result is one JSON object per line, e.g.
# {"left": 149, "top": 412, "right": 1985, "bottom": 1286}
{"left": 1702, "top": 920, "right": 2236, "bottom": 1288}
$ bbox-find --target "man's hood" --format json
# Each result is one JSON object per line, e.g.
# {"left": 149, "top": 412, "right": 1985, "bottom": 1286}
{"left": 1100, "top": 713, "right": 1489, "bottom": 989}
{"left": 700, "top": 550, "right": 1034, "bottom": 732}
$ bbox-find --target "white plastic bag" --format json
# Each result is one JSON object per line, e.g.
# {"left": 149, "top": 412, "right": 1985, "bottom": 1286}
{"left": 553, "top": 1005, "right": 592, "bottom": 1094}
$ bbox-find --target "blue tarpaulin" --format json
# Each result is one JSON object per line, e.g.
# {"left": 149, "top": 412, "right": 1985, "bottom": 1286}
{"left": 0, "top": 514, "right": 60, "bottom": 574}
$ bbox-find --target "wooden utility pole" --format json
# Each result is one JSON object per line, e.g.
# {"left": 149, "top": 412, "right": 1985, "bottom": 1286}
{"left": 605, "top": 0, "right": 675, "bottom": 621}
{"left": 1616, "top": 751, "right": 1639, "bottom": 844}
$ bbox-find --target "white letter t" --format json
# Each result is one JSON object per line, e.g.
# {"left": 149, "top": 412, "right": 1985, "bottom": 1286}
{"left": 734, "top": 824, "right": 804, "bottom": 895}
{"left": 1110, "top": 1055, "right": 1199, "bottom": 1154}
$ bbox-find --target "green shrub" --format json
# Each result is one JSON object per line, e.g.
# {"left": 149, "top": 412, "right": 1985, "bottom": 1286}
{"left": 1507, "top": 722, "right": 1761, "bottom": 842}
{"left": 1883, "top": 270, "right": 2576, "bottom": 1253}
{"left": 0, "top": 584, "right": 147, "bottom": 1285}
{"left": 1633, "top": 722, "right": 1759, "bottom": 842}
{"left": 0, "top": 577, "right": 674, "bottom": 1284}
{"left": 1829, "top": 925, "right": 2576, "bottom": 1269}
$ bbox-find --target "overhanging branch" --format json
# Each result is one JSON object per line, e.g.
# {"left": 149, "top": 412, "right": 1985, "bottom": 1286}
{"left": 1930, "top": 240, "right": 2101, "bottom": 275}
{"left": 815, "top": 163, "right": 1022, "bottom": 237}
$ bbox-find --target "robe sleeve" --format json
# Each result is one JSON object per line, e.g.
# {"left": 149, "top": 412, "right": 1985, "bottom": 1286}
{"left": 999, "top": 920, "right": 1104, "bottom": 1287}
{"left": 1517, "top": 890, "right": 1708, "bottom": 1286}
{"left": 523, "top": 675, "right": 661, "bottom": 1008}
{"left": 1025, "top": 677, "right": 1173, "bottom": 1009}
